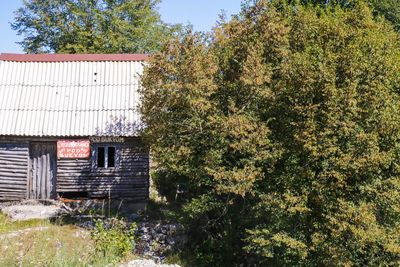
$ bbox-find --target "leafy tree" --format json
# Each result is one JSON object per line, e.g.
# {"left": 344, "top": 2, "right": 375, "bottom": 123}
{"left": 368, "top": 0, "right": 400, "bottom": 30}
{"left": 11, "top": 0, "right": 180, "bottom": 53}
{"left": 141, "top": 0, "right": 400, "bottom": 265}
{"left": 288, "top": 0, "right": 400, "bottom": 30}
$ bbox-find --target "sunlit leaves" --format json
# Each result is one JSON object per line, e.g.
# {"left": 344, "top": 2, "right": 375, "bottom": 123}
{"left": 11, "top": 0, "right": 181, "bottom": 53}
{"left": 141, "top": 1, "right": 400, "bottom": 265}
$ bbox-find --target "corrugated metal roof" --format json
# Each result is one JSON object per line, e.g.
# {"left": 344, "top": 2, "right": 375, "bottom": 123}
{"left": 0, "top": 55, "right": 145, "bottom": 137}
{"left": 0, "top": 53, "right": 148, "bottom": 62}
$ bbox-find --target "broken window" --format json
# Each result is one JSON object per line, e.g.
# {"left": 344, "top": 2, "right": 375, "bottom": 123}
{"left": 95, "top": 146, "right": 117, "bottom": 168}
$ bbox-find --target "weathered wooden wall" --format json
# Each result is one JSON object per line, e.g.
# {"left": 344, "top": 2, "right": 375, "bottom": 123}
{"left": 57, "top": 138, "right": 149, "bottom": 201}
{"left": 0, "top": 143, "right": 28, "bottom": 200}
{"left": 0, "top": 137, "right": 149, "bottom": 201}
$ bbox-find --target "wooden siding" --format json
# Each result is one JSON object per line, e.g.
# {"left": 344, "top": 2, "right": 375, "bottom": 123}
{"left": 0, "top": 143, "right": 29, "bottom": 200}
{"left": 57, "top": 139, "right": 149, "bottom": 201}
{"left": 29, "top": 143, "right": 57, "bottom": 199}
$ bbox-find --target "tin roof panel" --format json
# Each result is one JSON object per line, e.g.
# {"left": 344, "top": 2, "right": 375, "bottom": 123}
{"left": 0, "top": 56, "right": 145, "bottom": 137}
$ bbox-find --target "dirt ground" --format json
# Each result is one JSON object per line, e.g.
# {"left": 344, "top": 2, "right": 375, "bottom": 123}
{"left": 0, "top": 200, "right": 69, "bottom": 221}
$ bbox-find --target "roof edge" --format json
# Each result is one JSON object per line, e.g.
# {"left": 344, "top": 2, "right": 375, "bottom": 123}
{"left": 0, "top": 53, "right": 149, "bottom": 62}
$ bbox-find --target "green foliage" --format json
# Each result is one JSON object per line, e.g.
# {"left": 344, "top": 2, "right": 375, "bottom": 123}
{"left": 368, "top": 0, "right": 400, "bottom": 31}
{"left": 11, "top": 0, "right": 181, "bottom": 54}
{"left": 285, "top": 0, "right": 400, "bottom": 30}
{"left": 91, "top": 218, "right": 136, "bottom": 261}
{"left": 141, "top": 0, "right": 400, "bottom": 265}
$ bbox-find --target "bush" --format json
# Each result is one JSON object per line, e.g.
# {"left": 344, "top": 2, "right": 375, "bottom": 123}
{"left": 141, "top": 1, "right": 400, "bottom": 265}
{"left": 91, "top": 218, "right": 136, "bottom": 262}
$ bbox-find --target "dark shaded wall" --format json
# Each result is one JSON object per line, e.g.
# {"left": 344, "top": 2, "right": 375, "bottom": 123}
{"left": 0, "top": 143, "right": 29, "bottom": 200}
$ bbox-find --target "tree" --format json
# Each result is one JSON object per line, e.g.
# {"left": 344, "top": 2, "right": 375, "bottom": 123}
{"left": 288, "top": 0, "right": 400, "bottom": 30}
{"left": 11, "top": 0, "right": 180, "bottom": 54}
{"left": 141, "top": 1, "right": 400, "bottom": 265}
{"left": 368, "top": 0, "right": 400, "bottom": 30}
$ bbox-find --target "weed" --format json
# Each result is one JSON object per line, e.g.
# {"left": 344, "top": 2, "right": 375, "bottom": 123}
{"left": 91, "top": 217, "right": 136, "bottom": 263}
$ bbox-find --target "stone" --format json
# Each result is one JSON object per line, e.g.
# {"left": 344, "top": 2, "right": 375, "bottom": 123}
{"left": 133, "top": 220, "right": 187, "bottom": 263}
{"left": 129, "top": 213, "right": 139, "bottom": 221}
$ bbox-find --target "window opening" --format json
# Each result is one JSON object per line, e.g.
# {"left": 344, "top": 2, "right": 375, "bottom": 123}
{"left": 108, "top": 147, "right": 115, "bottom": 167}
{"left": 96, "top": 146, "right": 116, "bottom": 168}
{"left": 97, "top": 147, "right": 105, "bottom": 167}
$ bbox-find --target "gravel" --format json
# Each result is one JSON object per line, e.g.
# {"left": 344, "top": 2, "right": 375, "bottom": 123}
{"left": 121, "top": 259, "right": 180, "bottom": 267}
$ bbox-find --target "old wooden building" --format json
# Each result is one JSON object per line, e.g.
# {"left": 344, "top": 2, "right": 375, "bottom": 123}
{"left": 0, "top": 53, "right": 149, "bottom": 206}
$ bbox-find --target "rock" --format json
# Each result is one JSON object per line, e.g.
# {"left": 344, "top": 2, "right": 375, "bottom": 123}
{"left": 121, "top": 259, "right": 181, "bottom": 267}
{"left": 133, "top": 221, "right": 187, "bottom": 263}
{"left": 0, "top": 201, "right": 68, "bottom": 221}
{"left": 129, "top": 213, "right": 139, "bottom": 221}
{"left": 141, "top": 234, "right": 152, "bottom": 241}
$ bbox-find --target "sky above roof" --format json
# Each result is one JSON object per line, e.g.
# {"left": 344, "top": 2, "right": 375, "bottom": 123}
{"left": 0, "top": 0, "right": 243, "bottom": 54}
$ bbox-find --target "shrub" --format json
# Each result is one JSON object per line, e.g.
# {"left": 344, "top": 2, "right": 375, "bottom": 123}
{"left": 91, "top": 218, "right": 136, "bottom": 261}
{"left": 141, "top": 0, "right": 400, "bottom": 265}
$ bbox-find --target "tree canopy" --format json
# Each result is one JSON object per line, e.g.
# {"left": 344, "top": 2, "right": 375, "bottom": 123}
{"left": 11, "top": 0, "right": 180, "bottom": 54}
{"left": 288, "top": 0, "right": 400, "bottom": 30}
{"left": 141, "top": 1, "right": 400, "bottom": 265}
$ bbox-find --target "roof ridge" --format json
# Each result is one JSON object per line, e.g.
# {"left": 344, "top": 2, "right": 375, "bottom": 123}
{"left": 0, "top": 53, "right": 149, "bottom": 62}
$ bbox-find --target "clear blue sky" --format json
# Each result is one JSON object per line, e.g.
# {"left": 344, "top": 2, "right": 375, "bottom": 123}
{"left": 0, "top": 0, "right": 243, "bottom": 54}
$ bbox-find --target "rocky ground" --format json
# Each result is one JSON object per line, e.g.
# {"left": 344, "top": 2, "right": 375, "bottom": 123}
{"left": 121, "top": 259, "right": 180, "bottom": 267}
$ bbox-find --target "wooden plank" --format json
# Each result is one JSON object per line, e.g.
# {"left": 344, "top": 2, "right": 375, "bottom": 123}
{"left": 0, "top": 152, "right": 29, "bottom": 157}
{"left": 0, "top": 167, "right": 28, "bottom": 173}
{"left": 32, "top": 149, "right": 37, "bottom": 199}
{"left": 57, "top": 176, "right": 148, "bottom": 182}
{"left": 0, "top": 172, "right": 27, "bottom": 178}
{"left": 57, "top": 184, "right": 148, "bottom": 190}
{"left": 0, "top": 187, "right": 27, "bottom": 191}
{"left": 0, "top": 161, "right": 28, "bottom": 167}
{"left": 51, "top": 144, "right": 57, "bottom": 199}
{"left": 57, "top": 174, "right": 148, "bottom": 179}
{"left": 0, "top": 179, "right": 27, "bottom": 185}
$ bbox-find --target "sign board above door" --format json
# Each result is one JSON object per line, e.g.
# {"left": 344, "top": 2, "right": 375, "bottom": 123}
{"left": 57, "top": 140, "right": 90, "bottom": 159}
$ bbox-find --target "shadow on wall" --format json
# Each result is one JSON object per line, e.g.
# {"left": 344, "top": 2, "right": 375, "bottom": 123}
{"left": 54, "top": 114, "right": 149, "bottom": 201}
{"left": 95, "top": 115, "right": 143, "bottom": 136}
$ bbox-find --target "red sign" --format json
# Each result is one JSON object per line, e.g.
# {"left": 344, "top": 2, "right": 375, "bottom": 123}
{"left": 57, "top": 140, "right": 90, "bottom": 159}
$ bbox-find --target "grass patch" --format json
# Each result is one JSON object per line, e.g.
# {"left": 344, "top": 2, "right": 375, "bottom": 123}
{"left": 0, "top": 212, "right": 136, "bottom": 266}
{"left": 0, "top": 213, "right": 49, "bottom": 234}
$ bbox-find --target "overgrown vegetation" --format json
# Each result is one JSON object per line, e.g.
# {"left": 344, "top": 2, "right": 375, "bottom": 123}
{"left": 0, "top": 211, "right": 136, "bottom": 266}
{"left": 91, "top": 218, "right": 136, "bottom": 261}
{"left": 141, "top": 0, "right": 400, "bottom": 265}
